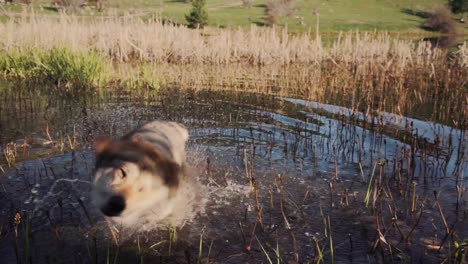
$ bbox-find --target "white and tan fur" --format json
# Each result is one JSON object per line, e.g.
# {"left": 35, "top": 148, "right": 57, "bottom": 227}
{"left": 91, "top": 121, "right": 195, "bottom": 229}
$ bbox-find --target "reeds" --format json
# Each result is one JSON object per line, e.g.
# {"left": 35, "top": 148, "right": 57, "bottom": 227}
{"left": 1, "top": 14, "right": 462, "bottom": 67}
{"left": 0, "top": 14, "right": 324, "bottom": 65}
{"left": 3, "top": 143, "right": 18, "bottom": 167}
{"left": 0, "top": 14, "right": 466, "bottom": 127}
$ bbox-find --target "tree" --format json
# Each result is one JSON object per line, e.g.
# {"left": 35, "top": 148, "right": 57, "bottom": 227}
{"left": 449, "top": 0, "right": 468, "bottom": 14}
{"left": 185, "top": 0, "right": 209, "bottom": 29}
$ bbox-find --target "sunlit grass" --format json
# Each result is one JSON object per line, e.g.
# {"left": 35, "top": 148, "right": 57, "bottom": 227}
{"left": 0, "top": 48, "right": 109, "bottom": 89}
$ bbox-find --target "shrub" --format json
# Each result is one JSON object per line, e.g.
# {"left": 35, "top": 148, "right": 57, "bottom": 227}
{"left": 87, "top": 0, "right": 107, "bottom": 11}
{"left": 185, "top": 0, "right": 209, "bottom": 29}
{"left": 423, "top": 6, "right": 456, "bottom": 34}
{"left": 51, "top": 0, "right": 85, "bottom": 13}
{"left": 265, "top": 0, "right": 297, "bottom": 26}
{"left": 449, "top": 0, "right": 468, "bottom": 14}
{"left": 242, "top": 0, "right": 253, "bottom": 8}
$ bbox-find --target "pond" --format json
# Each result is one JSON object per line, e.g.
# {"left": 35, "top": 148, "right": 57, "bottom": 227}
{"left": 0, "top": 81, "right": 466, "bottom": 263}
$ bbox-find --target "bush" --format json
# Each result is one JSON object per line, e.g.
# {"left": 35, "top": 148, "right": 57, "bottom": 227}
{"left": 265, "top": 0, "right": 297, "bottom": 26}
{"left": 242, "top": 0, "right": 253, "bottom": 8}
{"left": 87, "top": 0, "right": 107, "bottom": 11}
{"left": 51, "top": 0, "right": 85, "bottom": 13}
{"left": 449, "top": 0, "right": 468, "bottom": 14}
{"left": 423, "top": 6, "right": 456, "bottom": 34}
{"left": 185, "top": 0, "right": 209, "bottom": 29}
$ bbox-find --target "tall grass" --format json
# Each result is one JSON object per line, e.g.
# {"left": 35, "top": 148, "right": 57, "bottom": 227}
{"left": 1, "top": 14, "right": 462, "bottom": 66}
{"left": 114, "top": 57, "right": 466, "bottom": 127}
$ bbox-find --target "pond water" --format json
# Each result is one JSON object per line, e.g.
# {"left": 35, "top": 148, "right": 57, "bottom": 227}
{"left": 0, "top": 81, "right": 466, "bottom": 263}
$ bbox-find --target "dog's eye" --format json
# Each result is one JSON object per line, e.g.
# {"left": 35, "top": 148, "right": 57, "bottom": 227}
{"left": 118, "top": 167, "right": 127, "bottom": 178}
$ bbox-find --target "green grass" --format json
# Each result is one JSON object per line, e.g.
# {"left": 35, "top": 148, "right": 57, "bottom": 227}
{"left": 1, "top": 0, "right": 467, "bottom": 33}
{"left": 292, "top": 0, "right": 444, "bottom": 32}
{"left": 0, "top": 48, "right": 109, "bottom": 89}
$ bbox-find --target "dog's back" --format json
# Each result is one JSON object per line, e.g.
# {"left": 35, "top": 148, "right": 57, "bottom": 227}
{"left": 122, "top": 121, "right": 189, "bottom": 165}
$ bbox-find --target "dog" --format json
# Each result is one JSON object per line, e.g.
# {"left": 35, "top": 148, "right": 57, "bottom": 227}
{"left": 91, "top": 121, "right": 192, "bottom": 229}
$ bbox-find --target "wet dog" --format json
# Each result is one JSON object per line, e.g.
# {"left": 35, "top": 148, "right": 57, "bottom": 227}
{"left": 91, "top": 121, "right": 194, "bottom": 229}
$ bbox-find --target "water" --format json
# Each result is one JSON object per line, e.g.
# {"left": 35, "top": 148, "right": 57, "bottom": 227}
{"left": 0, "top": 82, "right": 466, "bottom": 263}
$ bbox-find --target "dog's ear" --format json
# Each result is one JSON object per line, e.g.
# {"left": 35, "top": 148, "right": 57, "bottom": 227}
{"left": 159, "top": 160, "right": 180, "bottom": 188}
{"left": 94, "top": 136, "right": 112, "bottom": 154}
{"left": 159, "top": 159, "right": 181, "bottom": 198}
{"left": 140, "top": 151, "right": 180, "bottom": 189}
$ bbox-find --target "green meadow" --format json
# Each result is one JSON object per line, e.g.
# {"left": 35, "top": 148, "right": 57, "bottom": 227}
{"left": 1, "top": 0, "right": 467, "bottom": 33}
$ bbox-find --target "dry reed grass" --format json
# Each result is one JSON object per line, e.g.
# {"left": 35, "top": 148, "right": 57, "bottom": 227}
{"left": 1, "top": 13, "right": 464, "bottom": 66}
{"left": 115, "top": 56, "right": 466, "bottom": 128}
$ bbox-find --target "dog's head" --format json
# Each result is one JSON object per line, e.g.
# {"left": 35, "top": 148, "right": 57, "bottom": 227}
{"left": 91, "top": 136, "right": 180, "bottom": 221}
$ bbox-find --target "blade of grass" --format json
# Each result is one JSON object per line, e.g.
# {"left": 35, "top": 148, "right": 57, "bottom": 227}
{"left": 255, "top": 235, "right": 273, "bottom": 264}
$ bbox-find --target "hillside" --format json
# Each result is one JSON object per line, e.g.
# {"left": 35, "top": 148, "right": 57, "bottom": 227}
{"left": 1, "top": 0, "right": 467, "bottom": 33}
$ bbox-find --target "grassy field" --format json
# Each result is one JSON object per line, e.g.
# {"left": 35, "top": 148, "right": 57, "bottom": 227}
{"left": 1, "top": 0, "right": 467, "bottom": 33}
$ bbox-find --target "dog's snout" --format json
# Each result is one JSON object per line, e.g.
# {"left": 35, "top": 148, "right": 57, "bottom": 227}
{"left": 101, "top": 195, "right": 126, "bottom": 217}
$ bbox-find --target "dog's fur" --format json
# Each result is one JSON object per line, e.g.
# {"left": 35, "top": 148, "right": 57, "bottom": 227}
{"left": 91, "top": 121, "right": 190, "bottom": 228}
